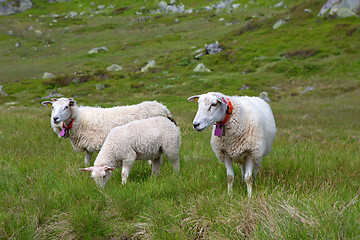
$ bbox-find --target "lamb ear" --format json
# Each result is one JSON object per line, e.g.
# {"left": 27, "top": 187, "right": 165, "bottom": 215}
{"left": 79, "top": 167, "right": 95, "bottom": 172}
{"left": 188, "top": 95, "right": 200, "bottom": 102}
{"left": 51, "top": 98, "right": 58, "bottom": 102}
{"left": 41, "top": 101, "right": 53, "bottom": 109}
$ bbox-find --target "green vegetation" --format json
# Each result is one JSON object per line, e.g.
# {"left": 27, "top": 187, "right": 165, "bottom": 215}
{"left": 1, "top": 0, "right": 359, "bottom": 239}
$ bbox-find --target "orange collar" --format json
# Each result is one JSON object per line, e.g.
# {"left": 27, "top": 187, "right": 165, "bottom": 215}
{"left": 218, "top": 98, "right": 233, "bottom": 126}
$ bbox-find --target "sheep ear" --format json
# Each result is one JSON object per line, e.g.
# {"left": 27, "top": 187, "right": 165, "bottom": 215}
{"left": 188, "top": 95, "right": 200, "bottom": 102}
{"left": 69, "top": 99, "right": 76, "bottom": 107}
{"left": 42, "top": 101, "right": 53, "bottom": 109}
{"left": 51, "top": 98, "right": 58, "bottom": 102}
{"left": 104, "top": 166, "right": 115, "bottom": 171}
{"left": 79, "top": 167, "right": 95, "bottom": 172}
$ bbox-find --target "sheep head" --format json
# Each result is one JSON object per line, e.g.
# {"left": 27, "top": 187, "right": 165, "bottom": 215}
{"left": 188, "top": 92, "right": 228, "bottom": 132}
{"left": 42, "top": 98, "right": 76, "bottom": 124}
{"left": 80, "top": 165, "right": 115, "bottom": 188}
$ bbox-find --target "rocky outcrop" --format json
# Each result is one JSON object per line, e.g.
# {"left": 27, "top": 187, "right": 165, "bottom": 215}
{"left": 319, "top": 0, "right": 360, "bottom": 18}
{"left": 0, "top": 0, "right": 33, "bottom": 15}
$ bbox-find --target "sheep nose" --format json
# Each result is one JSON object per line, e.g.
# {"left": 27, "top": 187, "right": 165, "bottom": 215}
{"left": 193, "top": 122, "right": 200, "bottom": 129}
{"left": 53, "top": 117, "right": 59, "bottom": 122}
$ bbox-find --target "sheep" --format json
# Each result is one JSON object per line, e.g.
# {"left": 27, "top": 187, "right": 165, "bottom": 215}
{"left": 79, "top": 116, "right": 181, "bottom": 188}
{"left": 188, "top": 92, "right": 276, "bottom": 197}
{"left": 41, "top": 98, "right": 172, "bottom": 165}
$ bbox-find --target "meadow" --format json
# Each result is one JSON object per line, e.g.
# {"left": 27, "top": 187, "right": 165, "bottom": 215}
{"left": 0, "top": 0, "right": 360, "bottom": 239}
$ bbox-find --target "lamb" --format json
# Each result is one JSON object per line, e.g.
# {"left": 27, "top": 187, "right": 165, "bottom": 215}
{"left": 41, "top": 98, "right": 172, "bottom": 165}
{"left": 79, "top": 116, "right": 181, "bottom": 188}
{"left": 188, "top": 92, "right": 276, "bottom": 197}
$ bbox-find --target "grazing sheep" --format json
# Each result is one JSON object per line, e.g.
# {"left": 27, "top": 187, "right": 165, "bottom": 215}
{"left": 188, "top": 92, "right": 276, "bottom": 197}
{"left": 80, "top": 116, "right": 181, "bottom": 188}
{"left": 42, "top": 98, "right": 172, "bottom": 165}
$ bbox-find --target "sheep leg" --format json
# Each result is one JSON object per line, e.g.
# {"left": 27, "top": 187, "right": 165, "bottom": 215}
{"left": 84, "top": 151, "right": 92, "bottom": 166}
{"left": 151, "top": 156, "right": 162, "bottom": 176}
{"left": 244, "top": 158, "right": 255, "bottom": 198}
{"left": 224, "top": 158, "right": 234, "bottom": 195}
{"left": 166, "top": 153, "right": 180, "bottom": 173}
{"left": 240, "top": 164, "right": 245, "bottom": 181}
{"left": 121, "top": 159, "right": 135, "bottom": 185}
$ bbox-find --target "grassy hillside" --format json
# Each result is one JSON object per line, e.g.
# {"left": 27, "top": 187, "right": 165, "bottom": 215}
{"left": 1, "top": 0, "right": 360, "bottom": 239}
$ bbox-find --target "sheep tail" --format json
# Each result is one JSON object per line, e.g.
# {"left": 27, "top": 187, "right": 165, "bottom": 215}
{"left": 167, "top": 116, "right": 178, "bottom": 126}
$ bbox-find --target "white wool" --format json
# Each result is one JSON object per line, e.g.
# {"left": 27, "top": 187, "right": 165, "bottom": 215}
{"left": 188, "top": 92, "right": 276, "bottom": 197}
{"left": 88, "top": 116, "right": 181, "bottom": 187}
{"left": 43, "top": 98, "right": 171, "bottom": 165}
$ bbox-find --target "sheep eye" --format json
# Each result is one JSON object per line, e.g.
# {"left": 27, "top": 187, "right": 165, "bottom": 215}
{"left": 209, "top": 102, "right": 217, "bottom": 111}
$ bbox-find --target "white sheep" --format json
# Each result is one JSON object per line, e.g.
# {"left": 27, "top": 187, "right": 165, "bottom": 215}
{"left": 42, "top": 98, "right": 172, "bottom": 165}
{"left": 79, "top": 116, "right": 181, "bottom": 188}
{"left": 188, "top": 92, "right": 276, "bottom": 197}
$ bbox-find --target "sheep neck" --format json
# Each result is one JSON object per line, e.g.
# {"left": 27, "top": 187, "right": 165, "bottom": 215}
{"left": 214, "top": 98, "right": 233, "bottom": 137}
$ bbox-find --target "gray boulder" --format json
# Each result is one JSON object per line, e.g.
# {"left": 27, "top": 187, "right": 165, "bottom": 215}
{"left": 319, "top": 0, "right": 360, "bottom": 17}
{"left": 273, "top": 19, "right": 286, "bottom": 30}
{"left": 259, "top": 92, "right": 271, "bottom": 102}
{"left": 106, "top": 64, "right": 123, "bottom": 72}
{"left": 141, "top": 60, "right": 156, "bottom": 72}
{"left": 0, "top": 0, "right": 32, "bottom": 15}
{"left": 206, "top": 41, "right": 222, "bottom": 54}
{"left": 0, "top": 85, "right": 8, "bottom": 97}
{"left": 88, "top": 47, "right": 108, "bottom": 54}
{"left": 193, "top": 63, "right": 211, "bottom": 72}
{"left": 43, "top": 72, "right": 55, "bottom": 79}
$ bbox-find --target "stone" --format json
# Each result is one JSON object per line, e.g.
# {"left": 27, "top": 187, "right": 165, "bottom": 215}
{"left": 300, "top": 86, "right": 315, "bottom": 94}
{"left": 259, "top": 92, "right": 271, "bottom": 102}
{"left": 88, "top": 47, "right": 108, "bottom": 54}
{"left": 68, "top": 11, "right": 78, "bottom": 18}
{"left": 141, "top": 60, "right": 156, "bottom": 72}
{"left": 159, "top": 1, "right": 167, "bottom": 9}
{"left": 0, "top": 0, "right": 32, "bottom": 16}
{"left": 239, "top": 84, "right": 250, "bottom": 91}
{"left": 96, "top": 84, "right": 106, "bottom": 90}
{"left": 232, "top": 3, "right": 241, "bottom": 9}
{"left": 0, "top": 85, "right": 8, "bottom": 96}
{"left": 319, "top": 0, "right": 360, "bottom": 17}
{"left": 106, "top": 64, "right": 123, "bottom": 72}
{"left": 205, "top": 41, "right": 222, "bottom": 54}
{"left": 274, "top": 1, "right": 284, "bottom": 8}
{"left": 273, "top": 19, "right": 286, "bottom": 30}
{"left": 42, "top": 72, "right": 55, "bottom": 79}
{"left": 193, "top": 63, "right": 211, "bottom": 72}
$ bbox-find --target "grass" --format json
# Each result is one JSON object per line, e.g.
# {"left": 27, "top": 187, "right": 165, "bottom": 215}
{"left": 1, "top": 0, "right": 360, "bottom": 239}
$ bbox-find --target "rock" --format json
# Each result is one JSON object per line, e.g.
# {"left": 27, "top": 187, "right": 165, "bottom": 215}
{"left": 193, "top": 63, "right": 211, "bottom": 72}
{"left": 319, "top": 0, "right": 360, "bottom": 17}
{"left": 15, "top": 42, "right": 21, "bottom": 47}
{"left": 42, "top": 72, "right": 55, "bottom": 79}
{"left": 300, "top": 86, "right": 315, "bottom": 94}
{"left": 273, "top": 19, "right": 286, "bottom": 30}
{"left": 106, "top": 64, "right": 123, "bottom": 72}
{"left": 0, "top": 85, "right": 8, "bottom": 96}
{"left": 68, "top": 11, "right": 78, "bottom": 18}
{"left": 232, "top": 3, "right": 241, "bottom": 9}
{"left": 205, "top": 41, "right": 222, "bottom": 54}
{"left": 0, "top": 0, "right": 32, "bottom": 16}
{"left": 274, "top": 1, "right": 284, "bottom": 8}
{"left": 159, "top": 1, "right": 167, "bottom": 9}
{"left": 88, "top": 47, "right": 108, "bottom": 54}
{"left": 141, "top": 60, "right": 156, "bottom": 72}
{"left": 259, "top": 92, "right": 271, "bottom": 102}
{"left": 239, "top": 84, "right": 250, "bottom": 91}
{"left": 41, "top": 90, "right": 63, "bottom": 99}
{"left": 96, "top": 84, "right": 106, "bottom": 90}
{"left": 97, "top": 5, "right": 105, "bottom": 10}
{"left": 170, "top": 0, "right": 176, "bottom": 5}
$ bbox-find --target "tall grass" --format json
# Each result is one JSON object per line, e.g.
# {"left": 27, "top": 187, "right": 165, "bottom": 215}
{"left": 1, "top": 92, "right": 359, "bottom": 239}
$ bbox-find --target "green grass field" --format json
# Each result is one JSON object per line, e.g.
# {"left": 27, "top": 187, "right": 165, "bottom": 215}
{"left": 1, "top": 0, "right": 360, "bottom": 239}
